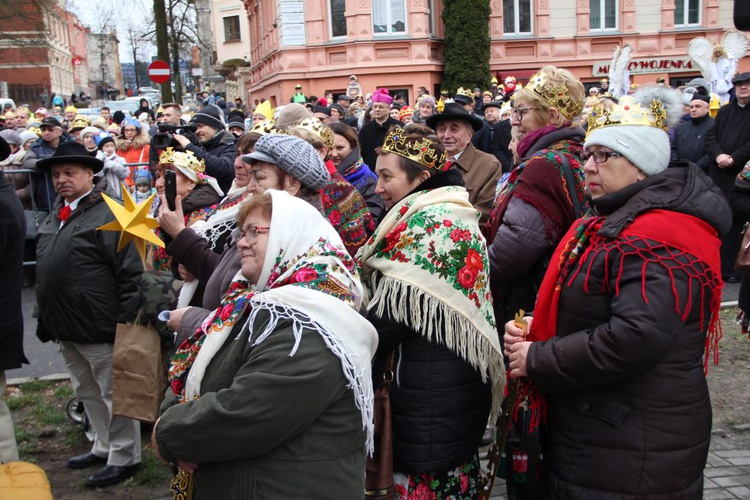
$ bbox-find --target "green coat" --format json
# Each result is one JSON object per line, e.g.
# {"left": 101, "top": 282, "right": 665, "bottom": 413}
{"left": 156, "top": 309, "right": 366, "bottom": 499}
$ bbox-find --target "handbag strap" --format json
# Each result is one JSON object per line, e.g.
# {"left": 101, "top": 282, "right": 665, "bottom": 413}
{"left": 554, "top": 151, "right": 585, "bottom": 219}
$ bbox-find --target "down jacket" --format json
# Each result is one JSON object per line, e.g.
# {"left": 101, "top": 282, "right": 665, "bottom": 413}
{"left": 527, "top": 161, "right": 730, "bottom": 499}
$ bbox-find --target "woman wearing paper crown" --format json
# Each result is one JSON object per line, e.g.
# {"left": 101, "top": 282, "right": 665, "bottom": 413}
{"left": 152, "top": 190, "right": 377, "bottom": 499}
{"left": 147, "top": 148, "right": 223, "bottom": 273}
{"left": 504, "top": 85, "right": 730, "bottom": 499}
{"left": 358, "top": 124, "right": 505, "bottom": 498}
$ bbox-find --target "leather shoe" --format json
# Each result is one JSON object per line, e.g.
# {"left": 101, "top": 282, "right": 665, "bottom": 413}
{"left": 67, "top": 452, "right": 107, "bottom": 469}
{"left": 85, "top": 464, "right": 140, "bottom": 487}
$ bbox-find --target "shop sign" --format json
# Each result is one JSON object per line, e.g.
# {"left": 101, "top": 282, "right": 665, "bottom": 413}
{"left": 592, "top": 57, "right": 695, "bottom": 77}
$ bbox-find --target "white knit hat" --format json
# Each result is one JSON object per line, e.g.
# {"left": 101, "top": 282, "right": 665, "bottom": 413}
{"left": 584, "top": 85, "right": 683, "bottom": 177}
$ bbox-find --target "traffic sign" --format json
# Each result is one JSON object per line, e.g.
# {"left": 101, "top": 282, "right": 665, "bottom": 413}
{"left": 148, "top": 60, "right": 171, "bottom": 84}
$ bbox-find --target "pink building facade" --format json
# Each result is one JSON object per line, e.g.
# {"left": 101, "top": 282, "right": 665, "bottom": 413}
{"left": 240, "top": 0, "right": 747, "bottom": 105}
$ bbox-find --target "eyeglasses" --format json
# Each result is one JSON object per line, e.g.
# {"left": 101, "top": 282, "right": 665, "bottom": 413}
{"left": 582, "top": 150, "right": 624, "bottom": 164}
{"left": 511, "top": 107, "right": 538, "bottom": 119}
{"left": 233, "top": 225, "right": 270, "bottom": 244}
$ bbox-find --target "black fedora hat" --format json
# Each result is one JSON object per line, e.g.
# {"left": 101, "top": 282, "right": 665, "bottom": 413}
{"left": 426, "top": 102, "right": 484, "bottom": 132}
{"left": 37, "top": 141, "right": 103, "bottom": 174}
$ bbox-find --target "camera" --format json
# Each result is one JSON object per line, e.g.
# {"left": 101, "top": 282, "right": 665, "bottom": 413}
{"left": 153, "top": 123, "right": 198, "bottom": 150}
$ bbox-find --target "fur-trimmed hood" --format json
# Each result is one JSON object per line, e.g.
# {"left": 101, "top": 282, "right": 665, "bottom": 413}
{"left": 116, "top": 130, "right": 150, "bottom": 152}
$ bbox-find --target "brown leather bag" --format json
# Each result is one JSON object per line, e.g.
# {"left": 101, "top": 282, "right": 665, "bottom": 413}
{"left": 735, "top": 222, "right": 750, "bottom": 273}
{"left": 365, "top": 351, "right": 395, "bottom": 500}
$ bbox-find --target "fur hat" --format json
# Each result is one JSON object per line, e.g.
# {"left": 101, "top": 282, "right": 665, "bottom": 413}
{"left": 584, "top": 85, "right": 683, "bottom": 177}
{"left": 190, "top": 104, "right": 226, "bottom": 131}
{"left": 276, "top": 103, "right": 311, "bottom": 130}
{"left": 242, "top": 134, "right": 330, "bottom": 191}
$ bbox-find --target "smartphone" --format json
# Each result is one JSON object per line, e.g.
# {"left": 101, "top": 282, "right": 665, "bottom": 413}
{"left": 164, "top": 170, "right": 177, "bottom": 211}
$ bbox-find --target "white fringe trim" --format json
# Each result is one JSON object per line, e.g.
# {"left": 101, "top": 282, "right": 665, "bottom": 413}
{"left": 245, "top": 295, "right": 376, "bottom": 455}
{"left": 369, "top": 273, "right": 505, "bottom": 422}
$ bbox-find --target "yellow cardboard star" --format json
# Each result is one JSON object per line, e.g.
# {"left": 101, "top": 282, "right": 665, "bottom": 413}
{"left": 97, "top": 184, "right": 163, "bottom": 264}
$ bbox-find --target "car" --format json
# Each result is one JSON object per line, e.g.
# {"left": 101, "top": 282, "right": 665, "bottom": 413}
{"left": 0, "top": 98, "right": 17, "bottom": 112}
{"left": 137, "top": 86, "right": 159, "bottom": 94}
{"left": 103, "top": 100, "right": 140, "bottom": 115}
{"left": 73, "top": 107, "right": 102, "bottom": 121}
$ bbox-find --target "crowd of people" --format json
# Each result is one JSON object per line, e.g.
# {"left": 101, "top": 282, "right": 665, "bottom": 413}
{"left": 0, "top": 64, "right": 746, "bottom": 498}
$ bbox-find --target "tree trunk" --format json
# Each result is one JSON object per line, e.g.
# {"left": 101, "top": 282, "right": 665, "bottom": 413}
{"left": 153, "top": 0, "right": 173, "bottom": 102}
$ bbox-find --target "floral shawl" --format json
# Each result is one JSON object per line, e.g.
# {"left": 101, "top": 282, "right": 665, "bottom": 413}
{"left": 320, "top": 171, "right": 375, "bottom": 257}
{"left": 169, "top": 190, "right": 378, "bottom": 451}
{"left": 357, "top": 186, "right": 505, "bottom": 420}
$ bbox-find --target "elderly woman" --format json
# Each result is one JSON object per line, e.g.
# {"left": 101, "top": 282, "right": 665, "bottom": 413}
{"left": 329, "top": 121, "right": 384, "bottom": 220}
{"left": 488, "top": 65, "right": 587, "bottom": 329}
{"left": 411, "top": 95, "right": 436, "bottom": 125}
{"left": 246, "top": 130, "right": 373, "bottom": 256}
{"left": 504, "top": 86, "right": 729, "bottom": 498}
{"left": 152, "top": 190, "right": 377, "bottom": 499}
{"left": 358, "top": 124, "right": 505, "bottom": 499}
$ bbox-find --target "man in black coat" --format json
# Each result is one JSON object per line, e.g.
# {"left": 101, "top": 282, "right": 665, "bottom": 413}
{"left": 0, "top": 136, "right": 27, "bottom": 462}
{"left": 35, "top": 142, "right": 143, "bottom": 487}
{"left": 172, "top": 104, "right": 235, "bottom": 193}
{"left": 359, "top": 91, "right": 402, "bottom": 171}
{"left": 704, "top": 72, "right": 750, "bottom": 281}
{"left": 670, "top": 94, "right": 713, "bottom": 172}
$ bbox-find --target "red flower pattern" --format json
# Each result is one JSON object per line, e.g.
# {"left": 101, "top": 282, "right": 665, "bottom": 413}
{"left": 457, "top": 265, "right": 477, "bottom": 289}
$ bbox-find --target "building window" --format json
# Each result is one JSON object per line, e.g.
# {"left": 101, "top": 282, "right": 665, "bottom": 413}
{"left": 503, "top": 0, "right": 532, "bottom": 35}
{"left": 224, "top": 16, "right": 241, "bottom": 42}
{"left": 590, "top": 0, "right": 617, "bottom": 31}
{"left": 675, "top": 0, "right": 700, "bottom": 26}
{"left": 372, "top": 0, "right": 406, "bottom": 34}
{"left": 330, "top": 0, "right": 346, "bottom": 37}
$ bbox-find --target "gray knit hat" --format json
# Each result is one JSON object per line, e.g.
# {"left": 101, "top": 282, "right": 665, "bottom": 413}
{"left": 242, "top": 134, "right": 330, "bottom": 191}
{"left": 190, "top": 104, "right": 226, "bottom": 131}
{"left": 584, "top": 85, "right": 683, "bottom": 177}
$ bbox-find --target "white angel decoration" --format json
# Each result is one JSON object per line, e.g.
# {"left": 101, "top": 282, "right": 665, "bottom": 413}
{"left": 608, "top": 45, "right": 632, "bottom": 99}
{"left": 688, "top": 30, "right": 749, "bottom": 105}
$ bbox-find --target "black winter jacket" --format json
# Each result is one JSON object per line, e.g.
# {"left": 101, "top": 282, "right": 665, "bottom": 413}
{"left": 184, "top": 130, "right": 236, "bottom": 194}
{"left": 0, "top": 171, "right": 27, "bottom": 370}
{"left": 670, "top": 113, "right": 713, "bottom": 171}
{"left": 36, "top": 186, "right": 143, "bottom": 343}
{"left": 369, "top": 169, "right": 491, "bottom": 474}
{"left": 528, "top": 162, "right": 730, "bottom": 499}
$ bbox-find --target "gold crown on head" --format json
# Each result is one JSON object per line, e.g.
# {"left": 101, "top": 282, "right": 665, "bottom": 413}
{"left": 295, "top": 117, "right": 334, "bottom": 151}
{"left": 159, "top": 147, "right": 206, "bottom": 173}
{"left": 526, "top": 72, "right": 583, "bottom": 120}
{"left": 586, "top": 96, "right": 668, "bottom": 134}
{"left": 455, "top": 87, "right": 474, "bottom": 100}
{"left": 70, "top": 115, "right": 91, "bottom": 130}
{"left": 381, "top": 128, "right": 447, "bottom": 172}
{"left": 249, "top": 119, "right": 278, "bottom": 136}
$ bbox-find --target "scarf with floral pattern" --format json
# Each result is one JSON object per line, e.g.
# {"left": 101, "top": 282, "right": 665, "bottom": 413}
{"left": 357, "top": 186, "right": 505, "bottom": 420}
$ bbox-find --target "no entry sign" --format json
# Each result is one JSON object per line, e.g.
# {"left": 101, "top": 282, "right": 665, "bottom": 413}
{"left": 148, "top": 60, "right": 171, "bottom": 84}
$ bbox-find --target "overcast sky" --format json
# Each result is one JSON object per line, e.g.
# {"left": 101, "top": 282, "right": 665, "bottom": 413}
{"left": 68, "top": 0, "right": 157, "bottom": 63}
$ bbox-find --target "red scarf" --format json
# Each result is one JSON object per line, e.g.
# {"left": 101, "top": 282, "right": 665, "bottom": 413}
{"left": 518, "top": 209, "right": 723, "bottom": 431}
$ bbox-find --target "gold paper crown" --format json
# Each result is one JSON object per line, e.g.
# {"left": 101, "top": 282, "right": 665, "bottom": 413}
{"left": 586, "top": 96, "right": 668, "bottom": 134}
{"left": 28, "top": 126, "right": 42, "bottom": 137}
{"left": 526, "top": 72, "right": 583, "bottom": 120}
{"left": 295, "top": 117, "right": 334, "bottom": 150}
{"left": 455, "top": 87, "right": 474, "bottom": 100}
{"left": 65, "top": 105, "right": 77, "bottom": 113}
{"left": 381, "top": 128, "right": 447, "bottom": 172}
{"left": 69, "top": 115, "right": 91, "bottom": 130}
{"left": 249, "top": 119, "right": 278, "bottom": 136}
{"left": 159, "top": 147, "right": 206, "bottom": 174}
